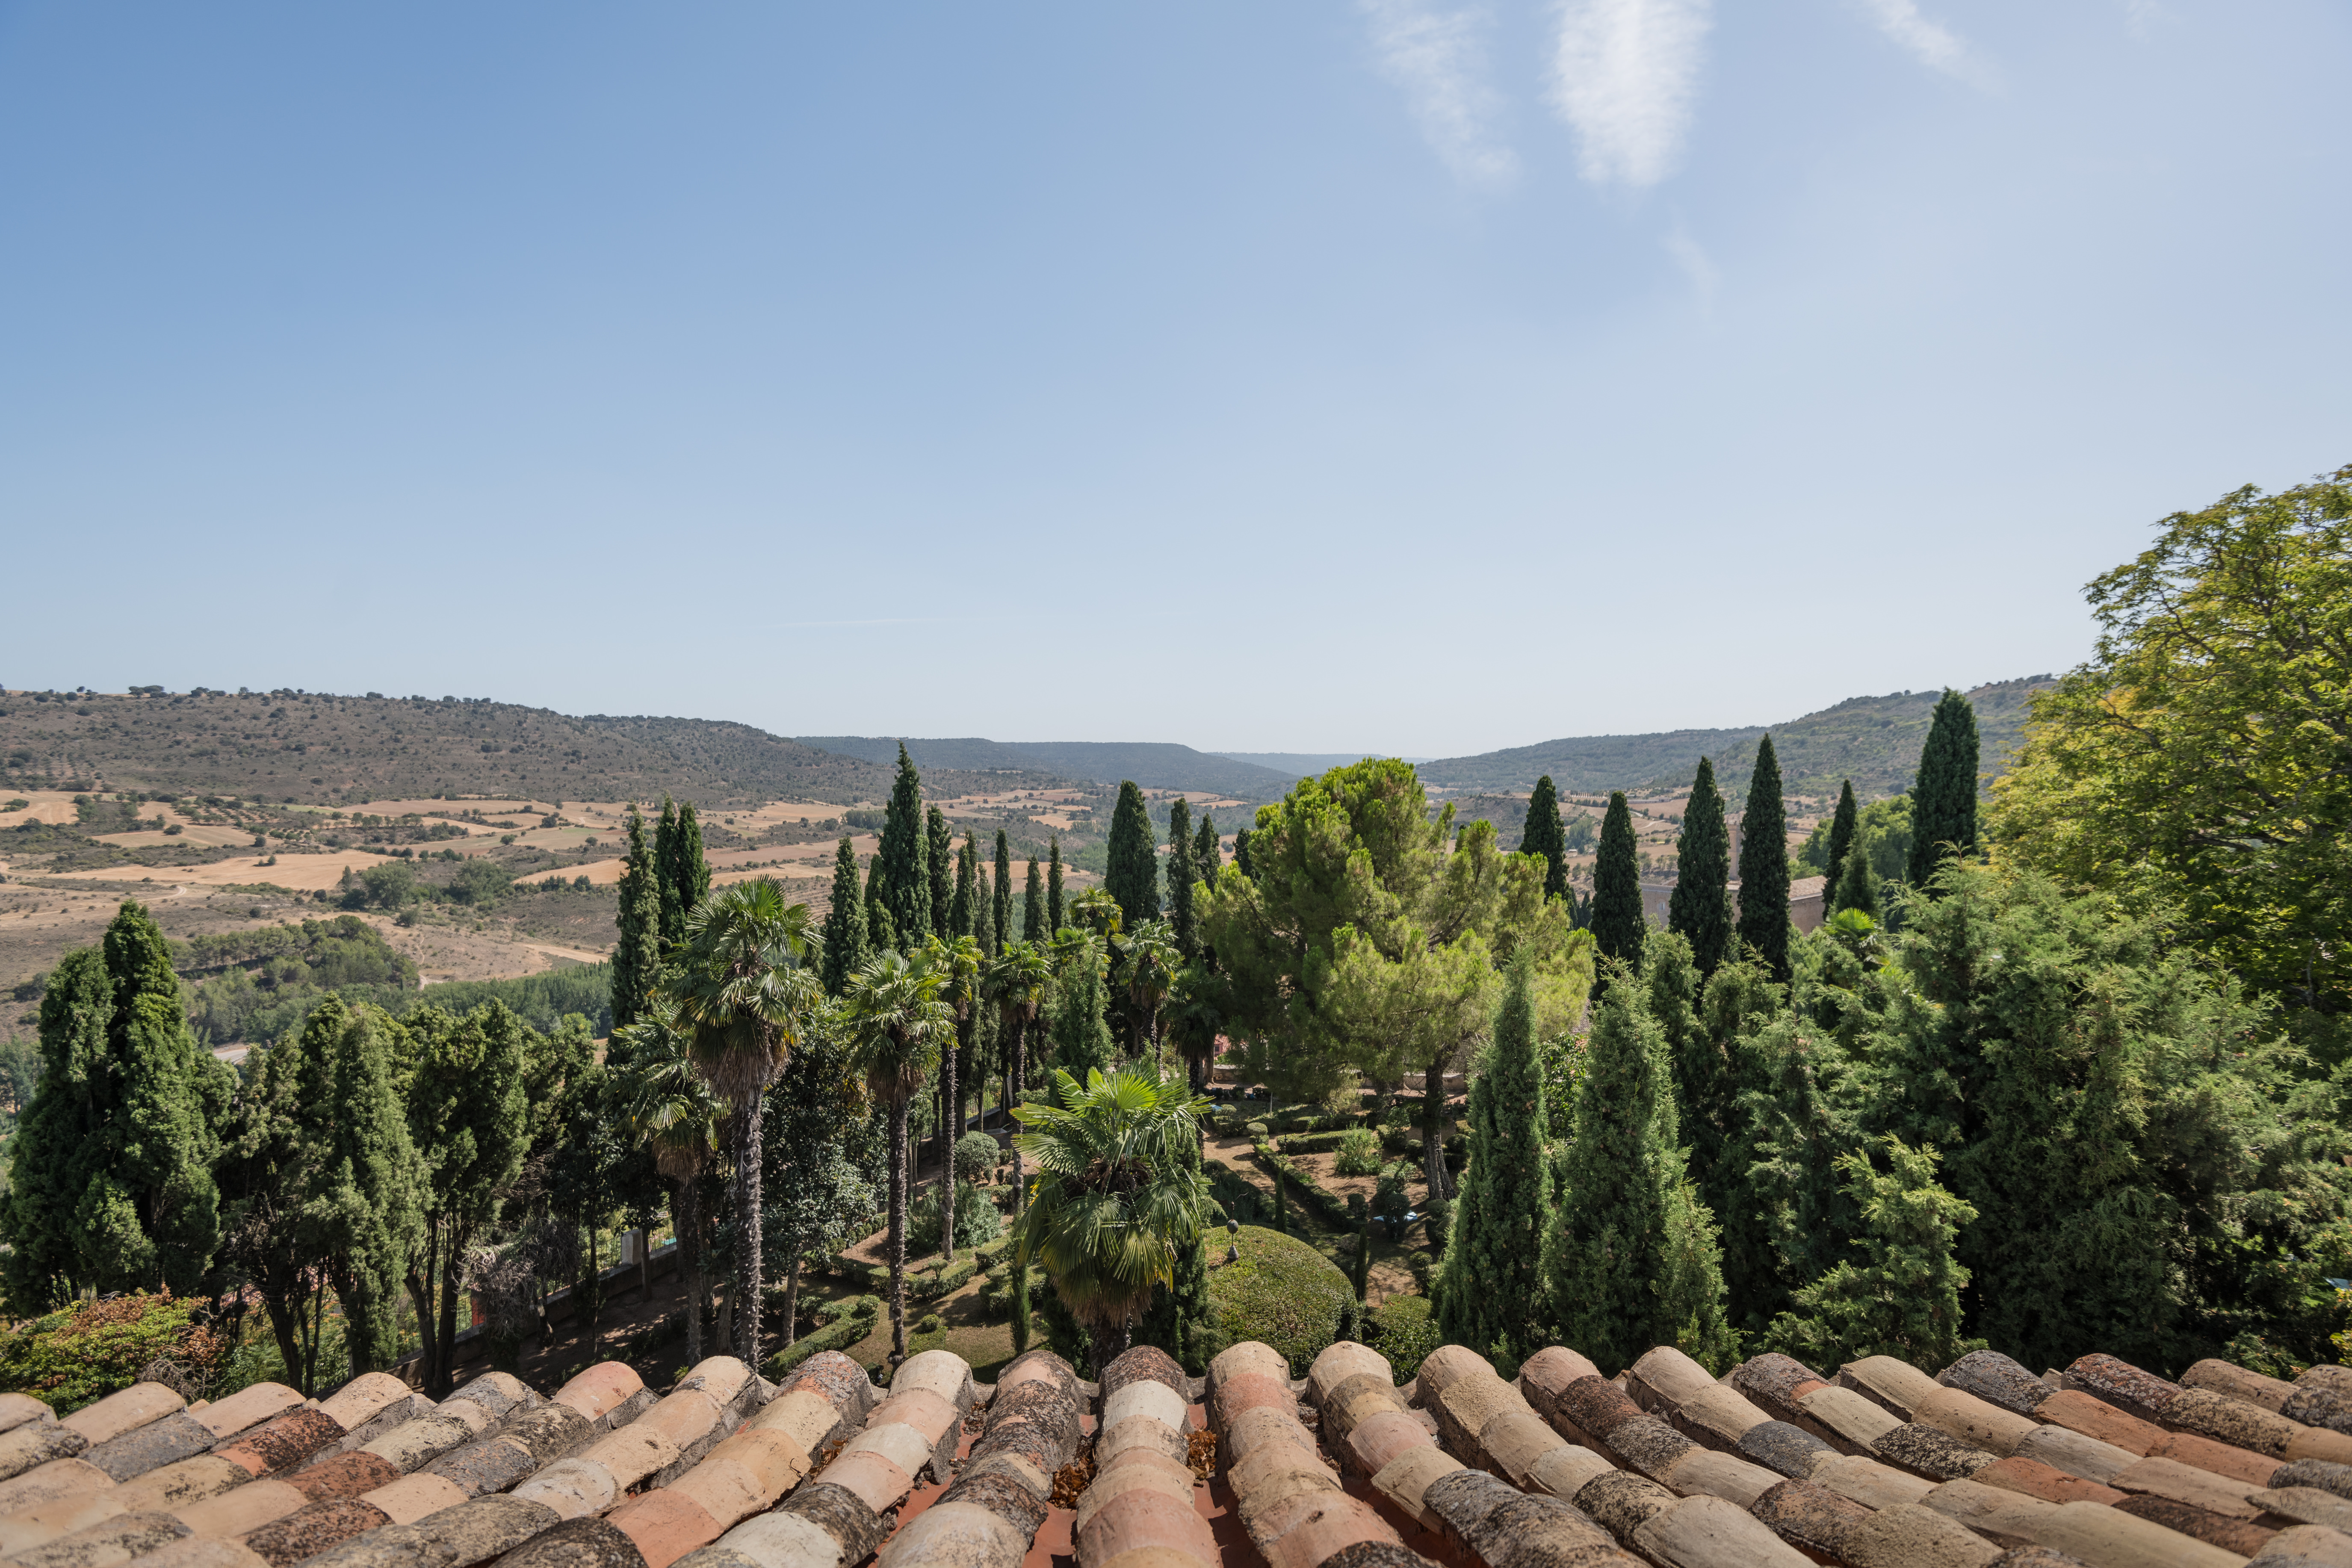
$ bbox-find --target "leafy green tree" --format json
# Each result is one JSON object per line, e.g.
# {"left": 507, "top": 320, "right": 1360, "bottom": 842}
{"left": 984, "top": 940, "right": 1053, "bottom": 1205}
{"left": 1725, "top": 1009, "right": 1864, "bottom": 1334}
{"left": 303, "top": 1001, "right": 422, "bottom": 1374}
{"left": 217, "top": 1017, "right": 333, "bottom": 1393}
{"left": 1521, "top": 776, "right": 1568, "bottom": 904}
{"left": 1992, "top": 467, "right": 2352, "bottom": 1022}
{"left": 1047, "top": 838, "right": 1065, "bottom": 936}
{"left": 1668, "top": 760, "right": 1733, "bottom": 977}
{"left": 1436, "top": 957, "right": 1553, "bottom": 1367}
{"left": 1908, "top": 692, "right": 1980, "bottom": 892}
{"left": 612, "top": 805, "right": 662, "bottom": 1028}
{"left": 1823, "top": 781, "right": 1859, "bottom": 907}
{"left": 842, "top": 951, "right": 951, "bottom": 1360}
{"left": 400, "top": 1000, "right": 529, "bottom": 1396}
{"left": 993, "top": 832, "right": 1014, "bottom": 957}
{"left": 877, "top": 745, "right": 933, "bottom": 946}
{"left": 1048, "top": 933, "right": 1117, "bottom": 1079}
{"left": 1166, "top": 798, "right": 1198, "bottom": 960}
{"left": 927, "top": 805, "right": 954, "bottom": 939}
{"left": 2, "top": 904, "right": 232, "bottom": 1308}
{"left": 1544, "top": 961, "right": 1738, "bottom": 1372}
{"left": 672, "top": 880, "right": 824, "bottom": 1367}
{"left": 1011, "top": 1067, "right": 1215, "bottom": 1378}
{"left": 1105, "top": 781, "right": 1161, "bottom": 926}
{"left": 1764, "top": 1136, "right": 1981, "bottom": 1373}
{"left": 545, "top": 1051, "right": 626, "bottom": 1349}
{"left": 1590, "top": 791, "right": 1645, "bottom": 973}
{"left": 821, "top": 837, "right": 871, "bottom": 994}
{"left": 1737, "top": 736, "right": 1792, "bottom": 982}
{"left": 760, "top": 1015, "right": 881, "bottom": 1347}
{"left": 614, "top": 996, "right": 721, "bottom": 1364}
{"left": 1646, "top": 928, "right": 1740, "bottom": 1242}
{"left": 1832, "top": 844, "right": 1879, "bottom": 919}
{"left": 1023, "top": 857, "right": 1046, "bottom": 943}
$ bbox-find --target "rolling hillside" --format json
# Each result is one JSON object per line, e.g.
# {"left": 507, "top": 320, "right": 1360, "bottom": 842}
{"left": 799, "top": 737, "right": 1295, "bottom": 799}
{"left": 1418, "top": 677, "right": 2053, "bottom": 801}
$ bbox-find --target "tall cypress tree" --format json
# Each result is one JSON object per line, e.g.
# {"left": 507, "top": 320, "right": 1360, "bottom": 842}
{"left": 877, "top": 745, "right": 932, "bottom": 945}
{"left": 1668, "top": 759, "right": 1734, "bottom": 977}
{"left": 1233, "top": 827, "right": 1254, "bottom": 878}
{"left": 653, "top": 797, "right": 683, "bottom": 945}
{"left": 1194, "top": 813, "right": 1218, "bottom": 880}
{"left": 676, "top": 804, "right": 709, "bottom": 918}
{"left": 868, "top": 892, "right": 898, "bottom": 956}
{"left": 1049, "top": 951, "right": 1115, "bottom": 1077}
{"left": 1046, "top": 838, "right": 1066, "bottom": 934}
{"left": 972, "top": 839, "right": 996, "bottom": 951}
{"left": 993, "top": 831, "right": 1014, "bottom": 957}
{"left": 1024, "top": 857, "right": 1046, "bottom": 942}
{"left": 1166, "top": 798, "right": 1198, "bottom": 960}
{"left": 612, "top": 804, "right": 662, "bottom": 1028}
{"left": 1105, "top": 781, "right": 1161, "bottom": 926}
{"left": 821, "top": 837, "right": 872, "bottom": 993}
{"left": 1590, "top": 791, "right": 1646, "bottom": 974}
{"left": 951, "top": 832, "right": 977, "bottom": 938}
{"left": 1823, "top": 780, "right": 1859, "bottom": 904}
{"left": 927, "top": 806, "right": 955, "bottom": 937}
{"left": 1908, "top": 690, "right": 1980, "bottom": 893}
{"left": 1832, "top": 845, "right": 1879, "bottom": 919}
{"left": 1542, "top": 961, "right": 1737, "bottom": 1371}
{"left": 1737, "top": 736, "right": 1792, "bottom": 982}
{"left": 1436, "top": 958, "right": 1552, "bottom": 1367}
{"left": 1521, "top": 776, "right": 1569, "bottom": 904}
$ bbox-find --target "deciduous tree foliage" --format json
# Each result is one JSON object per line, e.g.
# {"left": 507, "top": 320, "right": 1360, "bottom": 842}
{"left": 1668, "top": 759, "right": 1733, "bottom": 977}
{"left": 1520, "top": 775, "right": 1568, "bottom": 904}
{"left": 1994, "top": 467, "right": 2352, "bottom": 1024}
{"left": 821, "top": 837, "right": 871, "bottom": 995}
{"left": 1589, "top": 791, "right": 1645, "bottom": 974}
{"left": 1436, "top": 957, "right": 1553, "bottom": 1367}
{"left": 612, "top": 805, "right": 662, "bottom": 1029}
{"left": 878, "top": 745, "right": 933, "bottom": 947}
{"left": 3, "top": 902, "right": 233, "bottom": 1307}
{"left": 1105, "top": 780, "right": 1161, "bottom": 926}
{"left": 1909, "top": 692, "right": 1980, "bottom": 892}
{"left": 1737, "top": 736, "right": 1792, "bottom": 982}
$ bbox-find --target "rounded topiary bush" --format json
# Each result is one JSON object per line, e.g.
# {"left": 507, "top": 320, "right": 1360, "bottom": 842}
{"left": 954, "top": 1131, "right": 999, "bottom": 1184}
{"left": 1208, "top": 1224, "right": 1352, "bottom": 1377}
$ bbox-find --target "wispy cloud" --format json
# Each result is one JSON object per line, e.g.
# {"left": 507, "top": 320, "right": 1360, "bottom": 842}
{"left": 1852, "top": 0, "right": 1994, "bottom": 87}
{"left": 1359, "top": 0, "right": 1518, "bottom": 190}
{"left": 1548, "top": 0, "right": 1713, "bottom": 187}
{"left": 1663, "top": 224, "right": 1718, "bottom": 306}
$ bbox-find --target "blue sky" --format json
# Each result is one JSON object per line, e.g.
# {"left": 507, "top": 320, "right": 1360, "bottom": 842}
{"left": 3, "top": 1, "right": 2345, "bottom": 758}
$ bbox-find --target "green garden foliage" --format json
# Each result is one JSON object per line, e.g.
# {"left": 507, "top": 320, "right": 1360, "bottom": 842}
{"left": 1520, "top": 775, "right": 1568, "bottom": 904}
{"left": 612, "top": 806, "right": 661, "bottom": 1028}
{"left": 654, "top": 799, "right": 683, "bottom": 945}
{"left": 1589, "top": 791, "right": 1644, "bottom": 974}
{"left": 1723, "top": 1010, "right": 1863, "bottom": 1334}
{"left": 1048, "top": 948, "right": 1116, "bottom": 1079}
{"left": 1165, "top": 797, "right": 1198, "bottom": 961}
{"left": 1908, "top": 691, "right": 1980, "bottom": 892}
{"left": 0, "top": 1292, "right": 233, "bottom": 1414}
{"left": 821, "top": 837, "right": 871, "bottom": 995}
{"left": 1105, "top": 780, "right": 1161, "bottom": 927}
{"left": 301, "top": 1000, "right": 423, "bottom": 1374}
{"left": 1046, "top": 839, "right": 1065, "bottom": 937}
{"left": 1833, "top": 842, "right": 1880, "bottom": 919}
{"left": 768, "top": 1294, "right": 880, "bottom": 1375}
{"left": 1736, "top": 735, "right": 1792, "bottom": 982}
{"left": 1668, "top": 758, "right": 1734, "bottom": 977}
{"left": 993, "top": 832, "right": 1014, "bottom": 957}
{"left": 1135, "top": 1131, "right": 1223, "bottom": 1374}
{"left": 927, "top": 805, "right": 954, "bottom": 939}
{"left": 1437, "top": 959, "right": 1554, "bottom": 1368}
{"left": 1545, "top": 961, "right": 1738, "bottom": 1373}
{"left": 909, "top": 1180, "right": 1003, "bottom": 1254}
{"left": 1333, "top": 1126, "right": 1381, "bottom": 1176}
{"left": 3, "top": 904, "right": 234, "bottom": 1308}
{"left": 1194, "top": 813, "right": 1219, "bottom": 887}
{"left": 1023, "top": 857, "right": 1046, "bottom": 944}
{"left": 1371, "top": 1293, "right": 1440, "bottom": 1384}
{"left": 1822, "top": 780, "right": 1859, "bottom": 906}
{"left": 877, "top": 746, "right": 933, "bottom": 947}
{"left": 1207, "top": 1224, "right": 1353, "bottom": 1377}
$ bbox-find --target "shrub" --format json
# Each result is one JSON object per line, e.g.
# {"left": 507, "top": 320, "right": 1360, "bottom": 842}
{"left": 766, "top": 1294, "right": 879, "bottom": 1375}
{"left": 909, "top": 1180, "right": 1005, "bottom": 1255}
{"left": 0, "top": 1292, "right": 233, "bottom": 1414}
{"left": 1373, "top": 1295, "right": 1440, "bottom": 1384}
{"left": 1334, "top": 1127, "right": 1382, "bottom": 1177}
{"left": 917, "top": 1312, "right": 943, "bottom": 1335}
{"left": 953, "top": 1132, "right": 999, "bottom": 1185}
{"left": 1208, "top": 1225, "right": 1352, "bottom": 1377}
{"left": 1422, "top": 1197, "right": 1453, "bottom": 1253}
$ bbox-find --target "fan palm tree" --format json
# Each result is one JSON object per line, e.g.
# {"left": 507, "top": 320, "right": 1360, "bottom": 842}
{"left": 1012, "top": 1066, "right": 1217, "bottom": 1379}
{"left": 671, "top": 878, "right": 823, "bottom": 1369}
{"left": 918, "top": 934, "right": 984, "bottom": 1261}
{"left": 842, "top": 949, "right": 952, "bottom": 1361}
{"left": 612, "top": 995, "right": 723, "bottom": 1364}
{"left": 1114, "top": 919, "right": 1181, "bottom": 1065}
{"left": 983, "top": 939, "right": 1053, "bottom": 1212}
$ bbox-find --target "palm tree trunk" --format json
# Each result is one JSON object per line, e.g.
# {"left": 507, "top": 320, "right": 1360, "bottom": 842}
{"left": 888, "top": 1093, "right": 910, "bottom": 1362}
{"left": 678, "top": 1176, "right": 702, "bottom": 1365}
{"left": 737, "top": 1086, "right": 765, "bottom": 1370}
{"left": 942, "top": 1028, "right": 960, "bottom": 1264}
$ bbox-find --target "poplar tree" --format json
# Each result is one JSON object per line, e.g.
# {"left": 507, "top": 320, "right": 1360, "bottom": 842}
{"left": 1590, "top": 792, "right": 1646, "bottom": 974}
{"left": 612, "top": 805, "right": 662, "bottom": 1028}
{"left": 2, "top": 902, "right": 232, "bottom": 1305}
{"left": 1737, "top": 735, "right": 1793, "bottom": 983}
{"left": 1166, "top": 798, "right": 1198, "bottom": 960}
{"left": 1105, "top": 781, "right": 1161, "bottom": 925}
{"left": 1908, "top": 690, "right": 1980, "bottom": 893}
{"left": 993, "top": 831, "right": 1014, "bottom": 956}
{"left": 1436, "top": 958, "right": 1552, "bottom": 1367}
{"left": 1668, "top": 759, "right": 1734, "bottom": 977}
{"left": 1024, "top": 857, "right": 1046, "bottom": 942}
{"left": 1543, "top": 963, "right": 1737, "bottom": 1371}
{"left": 1823, "top": 780, "right": 1859, "bottom": 904}
{"left": 878, "top": 745, "right": 932, "bottom": 945}
{"left": 303, "top": 1000, "right": 423, "bottom": 1374}
{"left": 1047, "top": 839, "right": 1066, "bottom": 934}
{"left": 821, "top": 837, "right": 872, "bottom": 993}
{"left": 654, "top": 798, "right": 683, "bottom": 944}
{"left": 927, "top": 806, "right": 955, "bottom": 936}
{"left": 1521, "top": 776, "right": 1568, "bottom": 904}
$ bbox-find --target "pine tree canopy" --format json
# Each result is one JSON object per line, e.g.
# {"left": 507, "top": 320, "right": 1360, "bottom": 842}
{"left": 1521, "top": 775, "right": 1569, "bottom": 905}
{"left": 1736, "top": 735, "right": 1793, "bottom": 983}
{"left": 821, "top": 836, "right": 873, "bottom": 993}
{"left": 1667, "top": 759, "right": 1733, "bottom": 977}
{"left": 1105, "top": 780, "right": 1161, "bottom": 927}
{"left": 878, "top": 744, "right": 932, "bottom": 945}
{"left": 1436, "top": 957, "right": 1552, "bottom": 1367}
{"left": 1824, "top": 780, "right": 1860, "bottom": 904}
{"left": 1590, "top": 791, "right": 1646, "bottom": 973}
{"left": 1908, "top": 689, "right": 1980, "bottom": 892}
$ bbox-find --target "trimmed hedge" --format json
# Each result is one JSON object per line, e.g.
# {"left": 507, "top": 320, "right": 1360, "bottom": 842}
{"left": 1209, "top": 1225, "right": 1353, "bottom": 1378}
{"left": 1252, "top": 1138, "right": 1356, "bottom": 1231}
{"left": 1371, "top": 1294, "right": 1440, "bottom": 1384}
{"left": 767, "top": 1293, "right": 879, "bottom": 1374}
{"left": 825, "top": 1234, "right": 1013, "bottom": 1298}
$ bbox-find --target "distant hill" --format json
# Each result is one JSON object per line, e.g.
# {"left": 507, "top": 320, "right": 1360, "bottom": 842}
{"left": 799, "top": 738, "right": 1296, "bottom": 799}
{"left": 1211, "top": 751, "right": 1434, "bottom": 778}
{"left": 0, "top": 690, "right": 1043, "bottom": 807}
{"left": 1418, "top": 677, "right": 2053, "bottom": 802}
